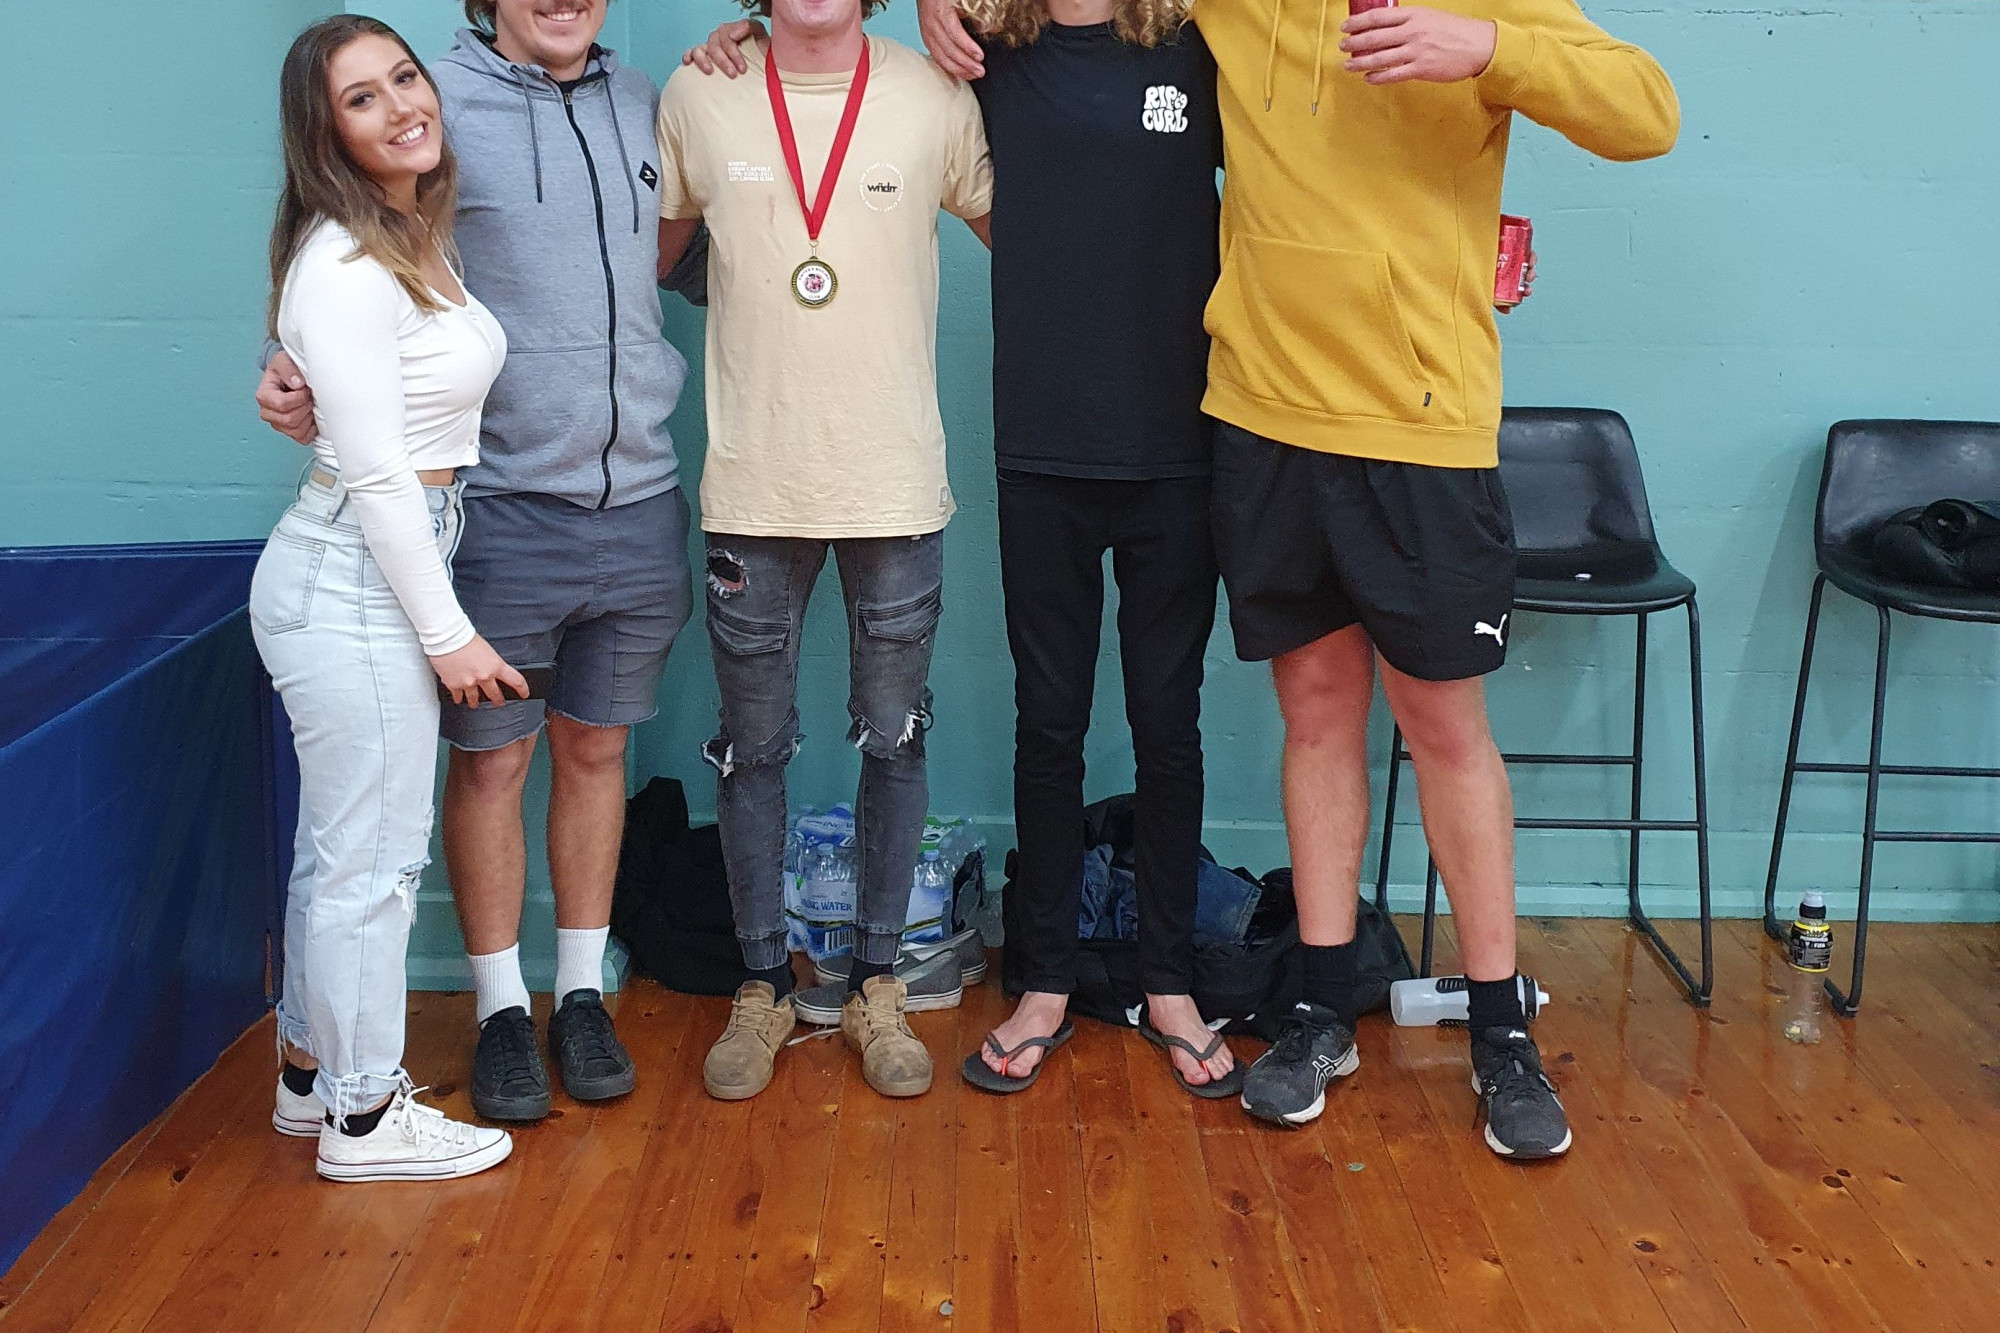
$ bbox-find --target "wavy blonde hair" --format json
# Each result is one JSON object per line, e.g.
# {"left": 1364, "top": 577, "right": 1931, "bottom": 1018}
{"left": 961, "top": 0, "right": 1191, "bottom": 48}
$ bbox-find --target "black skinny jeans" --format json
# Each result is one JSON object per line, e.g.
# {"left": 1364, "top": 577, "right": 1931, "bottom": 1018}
{"left": 997, "top": 469, "right": 1219, "bottom": 996}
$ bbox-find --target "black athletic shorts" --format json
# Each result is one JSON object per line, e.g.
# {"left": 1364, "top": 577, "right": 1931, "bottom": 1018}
{"left": 1210, "top": 420, "right": 1516, "bottom": 680}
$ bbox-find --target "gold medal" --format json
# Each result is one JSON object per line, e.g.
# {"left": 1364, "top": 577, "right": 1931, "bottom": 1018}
{"left": 768, "top": 40, "right": 869, "bottom": 313}
{"left": 792, "top": 256, "right": 837, "bottom": 308}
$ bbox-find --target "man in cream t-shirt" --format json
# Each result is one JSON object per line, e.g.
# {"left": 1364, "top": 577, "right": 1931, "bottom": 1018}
{"left": 654, "top": 0, "right": 991, "bottom": 1103}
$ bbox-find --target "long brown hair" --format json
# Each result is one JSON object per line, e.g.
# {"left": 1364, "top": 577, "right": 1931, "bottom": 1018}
{"left": 267, "top": 15, "right": 460, "bottom": 337}
{"left": 962, "top": 0, "right": 1190, "bottom": 49}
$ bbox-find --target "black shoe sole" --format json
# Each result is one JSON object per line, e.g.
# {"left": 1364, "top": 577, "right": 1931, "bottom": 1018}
{"left": 471, "top": 1087, "right": 552, "bottom": 1122}
{"left": 561, "top": 1066, "right": 636, "bottom": 1101}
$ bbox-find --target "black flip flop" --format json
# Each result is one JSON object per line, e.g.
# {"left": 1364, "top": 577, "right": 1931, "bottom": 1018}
{"left": 1137, "top": 1014, "right": 1246, "bottom": 1099}
{"left": 960, "top": 1021, "right": 1075, "bottom": 1094}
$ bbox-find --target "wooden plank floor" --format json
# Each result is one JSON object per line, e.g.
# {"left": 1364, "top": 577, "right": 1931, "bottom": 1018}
{"left": 4, "top": 919, "right": 1996, "bottom": 1332}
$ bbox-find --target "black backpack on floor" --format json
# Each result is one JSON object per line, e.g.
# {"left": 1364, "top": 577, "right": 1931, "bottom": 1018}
{"left": 610, "top": 777, "right": 750, "bottom": 997}
{"left": 1010, "top": 795, "right": 1415, "bottom": 1039}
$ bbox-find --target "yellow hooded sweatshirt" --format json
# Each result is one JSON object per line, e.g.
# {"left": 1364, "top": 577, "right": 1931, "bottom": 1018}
{"left": 1195, "top": 0, "right": 1679, "bottom": 467}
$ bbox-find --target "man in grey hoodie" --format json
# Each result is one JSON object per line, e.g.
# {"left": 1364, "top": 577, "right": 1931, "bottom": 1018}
{"left": 257, "top": 0, "right": 695, "bottom": 1124}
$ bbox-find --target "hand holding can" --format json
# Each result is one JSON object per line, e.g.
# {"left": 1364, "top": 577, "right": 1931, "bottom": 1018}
{"left": 1495, "top": 214, "right": 1533, "bottom": 309}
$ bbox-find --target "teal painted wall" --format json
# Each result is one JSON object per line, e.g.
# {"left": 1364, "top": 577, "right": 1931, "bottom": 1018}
{"left": 4, "top": 3, "right": 1995, "bottom": 990}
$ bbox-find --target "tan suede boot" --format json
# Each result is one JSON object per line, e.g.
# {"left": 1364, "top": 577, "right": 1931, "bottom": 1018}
{"left": 703, "top": 981, "right": 796, "bottom": 1100}
{"left": 840, "top": 975, "right": 933, "bottom": 1098}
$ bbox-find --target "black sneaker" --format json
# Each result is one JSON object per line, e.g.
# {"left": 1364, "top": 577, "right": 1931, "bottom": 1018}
{"left": 1470, "top": 1025, "right": 1571, "bottom": 1159}
{"left": 1239, "top": 1001, "right": 1359, "bottom": 1128}
{"left": 549, "top": 989, "right": 637, "bottom": 1101}
{"left": 471, "top": 1005, "right": 551, "bottom": 1122}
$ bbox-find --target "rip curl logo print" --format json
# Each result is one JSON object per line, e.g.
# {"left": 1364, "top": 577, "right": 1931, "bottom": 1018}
{"left": 1142, "top": 85, "right": 1189, "bottom": 134}
{"left": 1474, "top": 615, "right": 1508, "bottom": 646}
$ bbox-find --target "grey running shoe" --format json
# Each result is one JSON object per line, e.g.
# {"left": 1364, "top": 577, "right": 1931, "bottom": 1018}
{"left": 795, "top": 948, "right": 963, "bottom": 1026}
{"left": 1239, "top": 1001, "right": 1359, "bottom": 1128}
{"left": 1471, "top": 1025, "right": 1572, "bottom": 1159}
{"left": 471, "top": 1006, "right": 552, "bottom": 1122}
{"left": 812, "top": 927, "right": 988, "bottom": 987}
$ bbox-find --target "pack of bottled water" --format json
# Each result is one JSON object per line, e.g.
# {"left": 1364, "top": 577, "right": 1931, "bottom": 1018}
{"left": 782, "top": 806, "right": 985, "bottom": 960}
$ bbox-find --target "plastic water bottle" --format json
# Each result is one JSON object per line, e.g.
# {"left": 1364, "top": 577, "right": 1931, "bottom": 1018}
{"left": 1782, "top": 890, "right": 1832, "bottom": 1045}
{"left": 1388, "top": 974, "right": 1549, "bottom": 1027}
{"left": 905, "top": 850, "right": 950, "bottom": 944}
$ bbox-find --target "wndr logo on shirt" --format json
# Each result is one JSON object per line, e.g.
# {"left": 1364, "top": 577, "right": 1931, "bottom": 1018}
{"left": 1142, "top": 85, "right": 1189, "bottom": 134}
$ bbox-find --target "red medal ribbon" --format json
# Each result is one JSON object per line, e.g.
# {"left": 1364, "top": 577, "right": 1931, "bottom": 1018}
{"left": 765, "top": 37, "right": 870, "bottom": 248}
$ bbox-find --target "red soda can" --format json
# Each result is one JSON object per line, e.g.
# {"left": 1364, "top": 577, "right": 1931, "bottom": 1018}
{"left": 1495, "top": 214, "right": 1532, "bottom": 309}
{"left": 1350, "top": 0, "right": 1398, "bottom": 12}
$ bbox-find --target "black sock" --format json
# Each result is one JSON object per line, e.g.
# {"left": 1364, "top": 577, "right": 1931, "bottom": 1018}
{"left": 1466, "top": 975, "right": 1528, "bottom": 1033}
{"left": 1300, "top": 942, "right": 1361, "bottom": 1029}
{"left": 332, "top": 1100, "right": 392, "bottom": 1138}
{"left": 847, "top": 956, "right": 895, "bottom": 994}
{"left": 281, "top": 1061, "right": 318, "bottom": 1097}
{"left": 750, "top": 962, "right": 794, "bottom": 1001}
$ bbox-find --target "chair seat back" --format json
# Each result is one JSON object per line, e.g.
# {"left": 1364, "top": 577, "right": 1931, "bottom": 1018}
{"left": 1498, "top": 408, "right": 1659, "bottom": 557}
{"left": 1818, "top": 420, "right": 2000, "bottom": 557}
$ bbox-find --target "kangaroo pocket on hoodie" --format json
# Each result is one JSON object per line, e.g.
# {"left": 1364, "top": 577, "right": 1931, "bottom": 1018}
{"left": 1204, "top": 234, "right": 1432, "bottom": 425}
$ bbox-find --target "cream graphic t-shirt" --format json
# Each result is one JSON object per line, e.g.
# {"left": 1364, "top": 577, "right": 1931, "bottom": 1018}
{"left": 656, "top": 36, "right": 994, "bottom": 538}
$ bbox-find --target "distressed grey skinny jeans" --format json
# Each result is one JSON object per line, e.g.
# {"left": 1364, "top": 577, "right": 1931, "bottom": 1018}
{"left": 701, "top": 531, "right": 943, "bottom": 972}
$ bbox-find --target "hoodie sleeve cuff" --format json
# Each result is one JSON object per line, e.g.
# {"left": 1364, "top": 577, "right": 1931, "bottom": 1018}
{"left": 1476, "top": 20, "right": 1537, "bottom": 109}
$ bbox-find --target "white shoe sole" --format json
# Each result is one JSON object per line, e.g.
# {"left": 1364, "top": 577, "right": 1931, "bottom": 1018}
{"left": 1240, "top": 1046, "right": 1359, "bottom": 1127}
{"left": 1470, "top": 1069, "right": 1572, "bottom": 1158}
{"left": 316, "top": 1134, "right": 513, "bottom": 1182}
{"left": 273, "top": 1109, "right": 322, "bottom": 1138}
{"left": 795, "top": 983, "right": 963, "bottom": 1027}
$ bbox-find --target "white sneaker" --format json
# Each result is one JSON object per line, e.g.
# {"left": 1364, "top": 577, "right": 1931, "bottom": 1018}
{"left": 315, "top": 1085, "right": 512, "bottom": 1183}
{"left": 274, "top": 1076, "right": 325, "bottom": 1138}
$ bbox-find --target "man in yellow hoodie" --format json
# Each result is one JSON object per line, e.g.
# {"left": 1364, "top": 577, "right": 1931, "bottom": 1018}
{"left": 922, "top": 0, "right": 1677, "bottom": 1159}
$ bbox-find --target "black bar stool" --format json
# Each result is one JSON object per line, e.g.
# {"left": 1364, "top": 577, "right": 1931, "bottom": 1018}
{"left": 1372, "top": 408, "right": 1714, "bottom": 1006}
{"left": 1762, "top": 419, "right": 2000, "bottom": 1016}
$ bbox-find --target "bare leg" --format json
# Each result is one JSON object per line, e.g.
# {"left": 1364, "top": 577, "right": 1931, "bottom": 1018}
{"left": 442, "top": 736, "right": 535, "bottom": 956}
{"left": 1377, "top": 659, "right": 1515, "bottom": 982}
{"left": 1270, "top": 625, "right": 1377, "bottom": 950}
{"left": 545, "top": 716, "right": 630, "bottom": 931}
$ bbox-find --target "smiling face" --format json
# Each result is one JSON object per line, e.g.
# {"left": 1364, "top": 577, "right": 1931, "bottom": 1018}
{"left": 326, "top": 33, "right": 443, "bottom": 202}
{"left": 768, "top": 0, "right": 866, "bottom": 42}
{"left": 490, "top": 0, "right": 606, "bottom": 81}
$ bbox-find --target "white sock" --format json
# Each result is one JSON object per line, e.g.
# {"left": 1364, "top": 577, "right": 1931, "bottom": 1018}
{"left": 469, "top": 944, "right": 531, "bottom": 1025}
{"left": 554, "top": 926, "right": 610, "bottom": 1003}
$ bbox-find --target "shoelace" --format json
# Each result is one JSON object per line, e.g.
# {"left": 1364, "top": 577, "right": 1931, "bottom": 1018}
{"left": 1269, "top": 1014, "right": 1321, "bottom": 1065}
{"left": 560, "top": 1005, "right": 621, "bottom": 1064}
{"left": 852, "top": 992, "right": 906, "bottom": 1042}
{"left": 1479, "top": 1041, "right": 1554, "bottom": 1103}
{"left": 390, "top": 1086, "right": 478, "bottom": 1149}
{"left": 726, "top": 992, "right": 782, "bottom": 1037}
{"left": 483, "top": 1015, "right": 541, "bottom": 1087}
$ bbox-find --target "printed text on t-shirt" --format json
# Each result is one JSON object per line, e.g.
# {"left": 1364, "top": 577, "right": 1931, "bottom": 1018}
{"left": 1142, "top": 85, "right": 1189, "bottom": 134}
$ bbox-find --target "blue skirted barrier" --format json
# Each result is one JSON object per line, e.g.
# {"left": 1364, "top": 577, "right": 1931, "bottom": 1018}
{"left": 0, "top": 541, "right": 292, "bottom": 1274}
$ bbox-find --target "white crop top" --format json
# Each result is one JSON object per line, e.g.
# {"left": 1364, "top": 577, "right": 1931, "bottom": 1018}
{"left": 277, "top": 220, "right": 507, "bottom": 654}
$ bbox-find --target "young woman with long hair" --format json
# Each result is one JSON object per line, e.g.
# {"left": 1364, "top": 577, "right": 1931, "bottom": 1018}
{"left": 255, "top": 14, "right": 524, "bottom": 1181}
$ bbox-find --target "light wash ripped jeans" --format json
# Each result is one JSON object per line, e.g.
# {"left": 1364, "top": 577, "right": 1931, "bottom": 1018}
{"left": 251, "top": 471, "right": 462, "bottom": 1121}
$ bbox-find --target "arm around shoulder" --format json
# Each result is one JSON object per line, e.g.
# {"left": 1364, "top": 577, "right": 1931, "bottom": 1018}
{"left": 1476, "top": 0, "right": 1679, "bottom": 162}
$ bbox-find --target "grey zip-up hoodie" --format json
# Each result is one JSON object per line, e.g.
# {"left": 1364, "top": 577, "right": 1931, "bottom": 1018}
{"left": 434, "top": 30, "right": 686, "bottom": 510}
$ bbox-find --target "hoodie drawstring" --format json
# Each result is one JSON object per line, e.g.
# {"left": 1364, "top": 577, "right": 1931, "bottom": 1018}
{"left": 1312, "top": 0, "right": 1330, "bottom": 115}
{"left": 1266, "top": 0, "right": 1336, "bottom": 114}
{"left": 513, "top": 68, "right": 545, "bottom": 202}
{"left": 1263, "top": 0, "right": 1285, "bottom": 111}
{"left": 603, "top": 84, "right": 642, "bottom": 235}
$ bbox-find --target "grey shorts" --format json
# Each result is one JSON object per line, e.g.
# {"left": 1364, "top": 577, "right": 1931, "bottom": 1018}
{"left": 439, "top": 487, "right": 693, "bottom": 752}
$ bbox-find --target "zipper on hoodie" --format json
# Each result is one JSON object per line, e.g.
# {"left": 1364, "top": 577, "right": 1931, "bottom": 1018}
{"left": 560, "top": 82, "right": 621, "bottom": 511}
